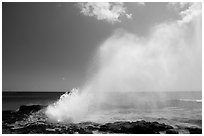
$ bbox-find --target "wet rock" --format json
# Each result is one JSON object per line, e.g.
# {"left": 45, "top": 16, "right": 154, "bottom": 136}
{"left": 186, "top": 127, "right": 202, "bottom": 134}
{"left": 3, "top": 104, "right": 201, "bottom": 134}
{"left": 3, "top": 110, "right": 26, "bottom": 124}
{"left": 175, "top": 124, "right": 202, "bottom": 134}
{"left": 17, "top": 105, "right": 44, "bottom": 115}
{"left": 98, "top": 120, "right": 173, "bottom": 134}
{"left": 2, "top": 105, "right": 45, "bottom": 125}
{"left": 166, "top": 129, "right": 179, "bottom": 134}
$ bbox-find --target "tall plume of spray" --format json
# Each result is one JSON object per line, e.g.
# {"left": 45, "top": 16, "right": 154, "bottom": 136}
{"left": 45, "top": 3, "right": 201, "bottom": 123}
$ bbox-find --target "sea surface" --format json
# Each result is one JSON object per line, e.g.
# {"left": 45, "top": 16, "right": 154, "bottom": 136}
{"left": 2, "top": 91, "right": 202, "bottom": 129}
{"left": 2, "top": 91, "right": 64, "bottom": 111}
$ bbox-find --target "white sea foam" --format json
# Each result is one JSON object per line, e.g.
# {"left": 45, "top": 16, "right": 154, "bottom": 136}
{"left": 179, "top": 99, "right": 202, "bottom": 103}
{"left": 45, "top": 88, "right": 92, "bottom": 123}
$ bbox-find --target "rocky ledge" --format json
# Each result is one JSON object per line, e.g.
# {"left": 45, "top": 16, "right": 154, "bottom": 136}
{"left": 2, "top": 105, "right": 202, "bottom": 134}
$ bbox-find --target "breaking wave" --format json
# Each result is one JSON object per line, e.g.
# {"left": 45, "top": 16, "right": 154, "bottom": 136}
{"left": 45, "top": 88, "right": 92, "bottom": 123}
{"left": 179, "top": 99, "right": 202, "bottom": 103}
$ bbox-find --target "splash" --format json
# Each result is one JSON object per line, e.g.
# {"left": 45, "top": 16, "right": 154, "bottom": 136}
{"left": 45, "top": 88, "right": 92, "bottom": 123}
{"left": 45, "top": 3, "right": 201, "bottom": 123}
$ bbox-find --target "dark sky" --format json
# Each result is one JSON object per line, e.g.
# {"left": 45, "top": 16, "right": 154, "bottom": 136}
{"left": 2, "top": 2, "right": 180, "bottom": 91}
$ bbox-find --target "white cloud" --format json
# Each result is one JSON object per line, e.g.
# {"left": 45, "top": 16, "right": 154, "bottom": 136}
{"left": 168, "top": 2, "right": 189, "bottom": 9}
{"left": 179, "top": 3, "right": 201, "bottom": 23}
{"left": 168, "top": 2, "right": 202, "bottom": 23}
{"left": 78, "top": 2, "right": 132, "bottom": 24}
{"left": 137, "top": 2, "right": 145, "bottom": 6}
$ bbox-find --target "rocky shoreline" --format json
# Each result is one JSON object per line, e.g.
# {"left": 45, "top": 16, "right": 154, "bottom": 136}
{"left": 2, "top": 105, "right": 202, "bottom": 134}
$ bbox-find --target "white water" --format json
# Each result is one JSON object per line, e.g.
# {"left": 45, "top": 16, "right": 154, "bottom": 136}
{"left": 45, "top": 3, "right": 201, "bottom": 123}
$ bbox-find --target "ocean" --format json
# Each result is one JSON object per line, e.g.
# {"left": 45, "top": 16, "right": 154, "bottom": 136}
{"left": 2, "top": 91, "right": 202, "bottom": 129}
{"left": 2, "top": 91, "right": 64, "bottom": 111}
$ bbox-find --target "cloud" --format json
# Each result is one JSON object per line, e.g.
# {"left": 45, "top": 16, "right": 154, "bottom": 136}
{"left": 179, "top": 3, "right": 201, "bottom": 23}
{"left": 168, "top": 2, "right": 190, "bottom": 9}
{"left": 77, "top": 2, "right": 132, "bottom": 24}
{"left": 137, "top": 2, "right": 145, "bottom": 6}
{"left": 168, "top": 2, "right": 202, "bottom": 23}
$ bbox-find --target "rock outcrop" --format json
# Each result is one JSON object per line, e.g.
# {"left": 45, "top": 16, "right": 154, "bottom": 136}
{"left": 2, "top": 104, "right": 202, "bottom": 134}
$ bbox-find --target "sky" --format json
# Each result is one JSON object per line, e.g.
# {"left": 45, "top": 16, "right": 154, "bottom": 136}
{"left": 2, "top": 2, "right": 202, "bottom": 92}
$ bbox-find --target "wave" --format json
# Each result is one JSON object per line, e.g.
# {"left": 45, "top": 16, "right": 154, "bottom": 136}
{"left": 178, "top": 99, "right": 202, "bottom": 103}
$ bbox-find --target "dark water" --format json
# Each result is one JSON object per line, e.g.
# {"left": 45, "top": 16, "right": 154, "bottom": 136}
{"left": 2, "top": 92, "right": 64, "bottom": 111}
{"left": 2, "top": 91, "right": 202, "bottom": 110}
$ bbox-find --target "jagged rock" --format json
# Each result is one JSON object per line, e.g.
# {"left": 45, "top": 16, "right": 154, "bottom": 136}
{"left": 2, "top": 105, "right": 45, "bottom": 125}
{"left": 186, "top": 127, "right": 202, "bottom": 134}
{"left": 98, "top": 120, "right": 173, "bottom": 134}
{"left": 2, "top": 104, "right": 202, "bottom": 134}
{"left": 3, "top": 110, "right": 26, "bottom": 124}
{"left": 166, "top": 129, "right": 179, "bottom": 134}
{"left": 17, "top": 105, "right": 44, "bottom": 114}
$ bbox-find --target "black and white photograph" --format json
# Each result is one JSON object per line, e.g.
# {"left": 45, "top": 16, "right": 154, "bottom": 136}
{"left": 2, "top": 1, "right": 202, "bottom": 134}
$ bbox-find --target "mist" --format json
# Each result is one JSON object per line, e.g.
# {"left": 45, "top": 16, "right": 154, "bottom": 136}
{"left": 45, "top": 3, "right": 201, "bottom": 123}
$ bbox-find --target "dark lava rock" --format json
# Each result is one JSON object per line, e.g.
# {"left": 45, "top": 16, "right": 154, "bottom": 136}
{"left": 186, "top": 127, "right": 202, "bottom": 134}
{"left": 3, "top": 110, "right": 26, "bottom": 124}
{"left": 17, "top": 105, "right": 44, "bottom": 114}
{"left": 98, "top": 120, "right": 173, "bottom": 134}
{"left": 166, "top": 129, "right": 179, "bottom": 134}
{"left": 4, "top": 104, "right": 199, "bottom": 134}
{"left": 175, "top": 125, "right": 202, "bottom": 134}
{"left": 2, "top": 105, "right": 45, "bottom": 125}
{"left": 13, "top": 124, "right": 47, "bottom": 134}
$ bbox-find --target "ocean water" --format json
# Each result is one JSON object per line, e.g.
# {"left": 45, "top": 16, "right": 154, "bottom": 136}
{"left": 2, "top": 91, "right": 202, "bottom": 128}
{"left": 80, "top": 91, "right": 202, "bottom": 128}
{"left": 2, "top": 92, "right": 64, "bottom": 111}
